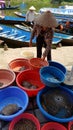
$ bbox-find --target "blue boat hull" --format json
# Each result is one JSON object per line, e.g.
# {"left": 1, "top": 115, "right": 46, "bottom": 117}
{"left": 0, "top": 24, "right": 63, "bottom": 48}
{"left": 0, "top": 16, "right": 26, "bottom": 24}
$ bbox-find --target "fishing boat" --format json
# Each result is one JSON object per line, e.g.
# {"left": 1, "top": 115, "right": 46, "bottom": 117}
{"left": 0, "top": 15, "right": 33, "bottom": 26}
{"left": 39, "top": 5, "right": 73, "bottom": 18}
{"left": 0, "top": 15, "right": 26, "bottom": 24}
{"left": 0, "top": 24, "right": 62, "bottom": 48}
{"left": 14, "top": 24, "right": 33, "bottom": 32}
{"left": 14, "top": 11, "right": 26, "bottom": 18}
{"left": 0, "top": 5, "right": 19, "bottom": 10}
{"left": 14, "top": 24, "right": 73, "bottom": 46}
{"left": 54, "top": 32, "right": 73, "bottom": 46}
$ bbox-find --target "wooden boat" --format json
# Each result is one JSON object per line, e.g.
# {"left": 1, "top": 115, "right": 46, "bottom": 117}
{"left": 14, "top": 11, "right": 26, "bottom": 18}
{"left": 14, "top": 24, "right": 62, "bottom": 46}
{"left": 0, "top": 5, "right": 19, "bottom": 10}
{"left": 14, "top": 24, "right": 33, "bottom": 32}
{"left": 39, "top": 6, "right": 73, "bottom": 18}
{"left": 0, "top": 16, "right": 26, "bottom": 24}
{"left": 54, "top": 32, "right": 73, "bottom": 46}
{"left": 0, "top": 24, "right": 62, "bottom": 48}
{"left": 0, "top": 15, "right": 33, "bottom": 26}
{"left": 56, "top": 15, "right": 73, "bottom": 23}
{"left": 54, "top": 32, "right": 73, "bottom": 39}
{"left": 14, "top": 24, "right": 73, "bottom": 46}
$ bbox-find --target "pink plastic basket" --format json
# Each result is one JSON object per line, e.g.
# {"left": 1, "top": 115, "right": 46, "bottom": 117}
{"left": 8, "top": 58, "right": 31, "bottom": 75}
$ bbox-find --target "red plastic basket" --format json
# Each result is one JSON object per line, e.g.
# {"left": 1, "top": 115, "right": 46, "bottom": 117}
{"left": 16, "top": 69, "right": 45, "bottom": 97}
{"left": 9, "top": 113, "right": 40, "bottom": 130}
{"left": 68, "top": 121, "right": 73, "bottom": 130}
{"left": 41, "top": 122, "right": 67, "bottom": 130}
{"left": 29, "top": 58, "right": 49, "bottom": 70}
{"left": 8, "top": 58, "right": 31, "bottom": 75}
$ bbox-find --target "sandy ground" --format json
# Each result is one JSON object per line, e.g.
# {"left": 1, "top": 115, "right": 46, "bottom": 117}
{"left": 0, "top": 46, "right": 73, "bottom": 71}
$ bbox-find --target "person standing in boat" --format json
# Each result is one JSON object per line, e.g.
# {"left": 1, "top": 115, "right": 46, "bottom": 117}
{"left": 6, "top": 0, "right": 11, "bottom": 7}
{"left": 26, "top": 6, "right": 38, "bottom": 27}
{"left": 8, "top": 0, "right": 11, "bottom": 7}
{"left": 29, "top": 11, "right": 58, "bottom": 61}
{"left": 65, "top": 21, "right": 70, "bottom": 34}
{"left": 56, "top": 24, "right": 64, "bottom": 32}
{"left": 0, "top": 0, "right": 6, "bottom": 8}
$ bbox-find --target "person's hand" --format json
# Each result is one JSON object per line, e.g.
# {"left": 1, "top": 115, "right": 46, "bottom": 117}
{"left": 29, "top": 41, "right": 32, "bottom": 47}
{"left": 41, "top": 56, "right": 45, "bottom": 61}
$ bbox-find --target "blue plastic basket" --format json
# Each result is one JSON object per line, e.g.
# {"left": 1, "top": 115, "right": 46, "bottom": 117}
{"left": 61, "top": 83, "right": 73, "bottom": 91}
{"left": 40, "top": 66, "right": 65, "bottom": 87}
{"left": 0, "top": 86, "right": 29, "bottom": 121}
{"left": 49, "top": 61, "right": 67, "bottom": 75}
{"left": 37, "top": 86, "right": 73, "bottom": 123}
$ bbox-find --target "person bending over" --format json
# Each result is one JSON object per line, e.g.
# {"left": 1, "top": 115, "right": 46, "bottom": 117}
{"left": 29, "top": 11, "right": 58, "bottom": 61}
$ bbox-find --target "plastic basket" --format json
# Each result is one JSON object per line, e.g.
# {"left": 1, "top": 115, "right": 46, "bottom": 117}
{"left": 41, "top": 122, "right": 67, "bottom": 130}
{"left": 37, "top": 86, "right": 73, "bottom": 123}
{"left": 21, "top": 51, "right": 34, "bottom": 59}
{"left": 29, "top": 58, "right": 49, "bottom": 70}
{"left": 68, "top": 121, "right": 73, "bottom": 130}
{"left": 49, "top": 61, "right": 67, "bottom": 75}
{"left": 16, "top": 69, "right": 45, "bottom": 97}
{"left": 40, "top": 66, "right": 65, "bottom": 87}
{"left": 0, "top": 86, "right": 29, "bottom": 121}
{"left": 0, "top": 69, "right": 16, "bottom": 89}
{"left": 9, "top": 113, "right": 40, "bottom": 130}
{"left": 8, "top": 58, "right": 31, "bottom": 75}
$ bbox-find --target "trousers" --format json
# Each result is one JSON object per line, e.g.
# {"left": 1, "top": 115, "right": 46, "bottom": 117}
{"left": 36, "top": 35, "right": 51, "bottom": 61}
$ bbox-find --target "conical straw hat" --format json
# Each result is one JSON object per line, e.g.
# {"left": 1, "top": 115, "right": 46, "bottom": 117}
{"left": 29, "top": 6, "right": 36, "bottom": 10}
{"left": 34, "top": 11, "right": 58, "bottom": 27}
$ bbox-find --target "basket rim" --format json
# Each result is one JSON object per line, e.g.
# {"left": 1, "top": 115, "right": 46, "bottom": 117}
{"left": 0, "top": 69, "right": 16, "bottom": 89}
{"left": 41, "top": 122, "right": 67, "bottom": 130}
{"left": 9, "top": 113, "right": 40, "bottom": 130}
{"left": 37, "top": 86, "right": 73, "bottom": 123}
{"left": 29, "top": 58, "right": 49, "bottom": 69}
{"left": 0, "top": 86, "right": 29, "bottom": 121}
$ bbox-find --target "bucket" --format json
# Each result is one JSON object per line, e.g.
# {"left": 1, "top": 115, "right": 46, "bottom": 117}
{"left": 21, "top": 51, "right": 34, "bottom": 59}
{"left": 68, "top": 121, "right": 73, "bottom": 130}
{"left": 16, "top": 69, "right": 45, "bottom": 97}
{"left": 8, "top": 58, "right": 31, "bottom": 75}
{"left": 49, "top": 61, "right": 67, "bottom": 75}
{"left": 40, "top": 66, "right": 65, "bottom": 87}
{"left": 0, "top": 86, "right": 29, "bottom": 121}
{"left": 41, "top": 122, "right": 67, "bottom": 130}
{"left": 29, "top": 58, "right": 49, "bottom": 70}
{"left": 37, "top": 86, "right": 73, "bottom": 123}
{"left": 0, "top": 69, "right": 16, "bottom": 89}
{"left": 9, "top": 113, "right": 40, "bottom": 130}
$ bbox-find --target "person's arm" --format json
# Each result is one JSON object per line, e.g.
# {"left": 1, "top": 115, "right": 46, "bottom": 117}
{"left": 29, "top": 25, "right": 37, "bottom": 47}
{"left": 26, "top": 11, "right": 29, "bottom": 21}
{"left": 42, "top": 28, "right": 53, "bottom": 60}
{"left": 34, "top": 11, "right": 40, "bottom": 15}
